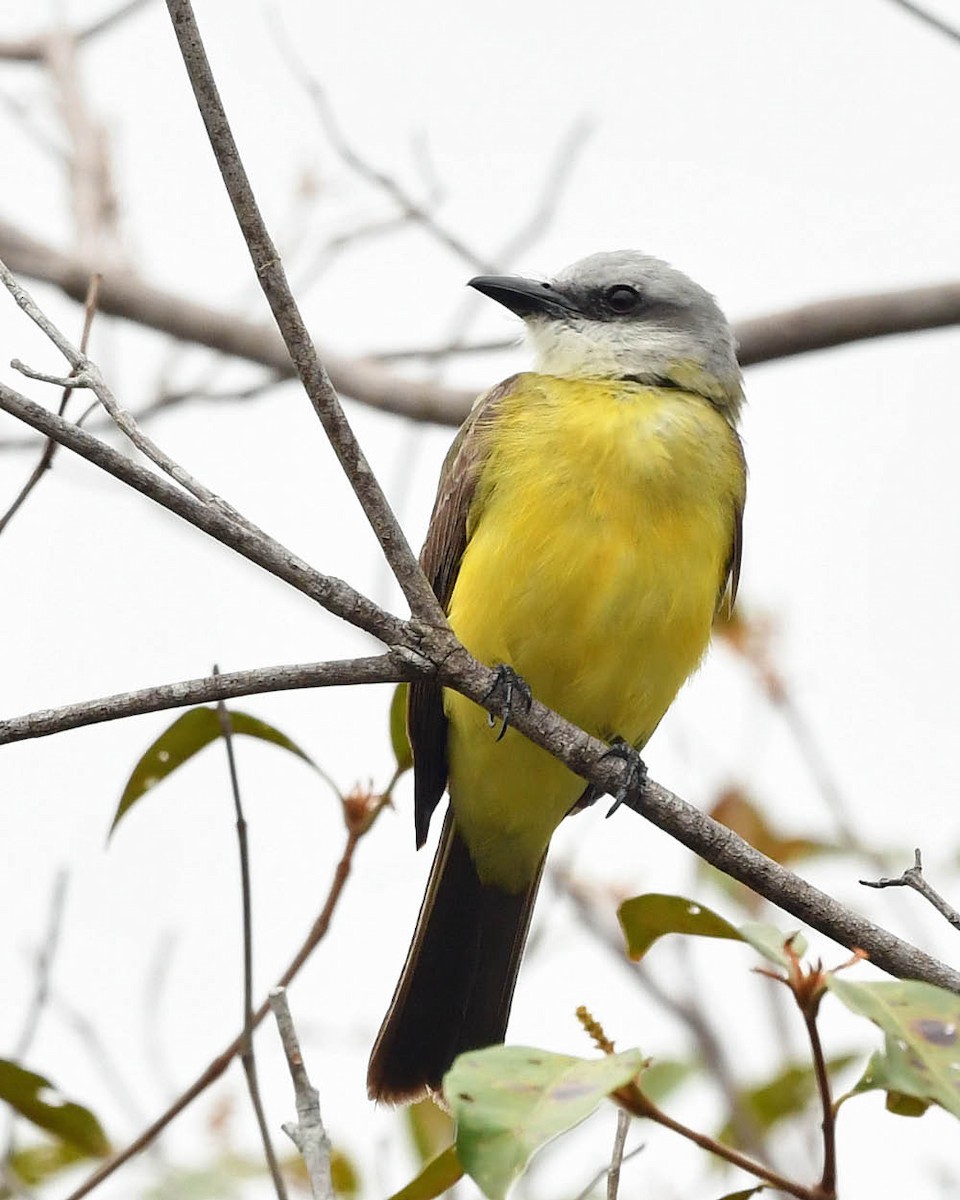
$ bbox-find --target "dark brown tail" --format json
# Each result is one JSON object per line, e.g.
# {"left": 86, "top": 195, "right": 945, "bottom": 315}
{"left": 367, "top": 811, "right": 543, "bottom": 1104}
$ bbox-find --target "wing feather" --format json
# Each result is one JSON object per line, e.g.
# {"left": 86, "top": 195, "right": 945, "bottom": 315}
{"left": 410, "top": 376, "right": 521, "bottom": 848}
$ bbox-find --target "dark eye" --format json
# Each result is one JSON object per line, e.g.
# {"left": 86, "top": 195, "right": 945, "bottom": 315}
{"left": 604, "top": 284, "right": 641, "bottom": 314}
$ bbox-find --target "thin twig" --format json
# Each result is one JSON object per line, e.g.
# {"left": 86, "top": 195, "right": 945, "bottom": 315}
{"left": 0, "top": 272, "right": 100, "bottom": 534}
{"left": 571, "top": 1140, "right": 644, "bottom": 1200}
{"left": 269, "top": 989, "right": 334, "bottom": 1200}
{"left": 614, "top": 1082, "right": 817, "bottom": 1200}
{"left": 62, "top": 812, "right": 376, "bottom": 1200}
{"left": 271, "top": 17, "right": 492, "bottom": 276}
{"left": 0, "top": 0, "right": 153, "bottom": 60}
{"left": 552, "top": 866, "right": 766, "bottom": 1156}
{"left": 861, "top": 848, "right": 960, "bottom": 933}
{"left": 1, "top": 870, "right": 70, "bottom": 1164}
{"left": 493, "top": 116, "right": 593, "bottom": 267}
{"left": 367, "top": 337, "right": 515, "bottom": 363}
{"left": 216, "top": 679, "right": 288, "bottom": 1200}
{"left": 1, "top": 257, "right": 251, "bottom": 525}
{"left": 606, "top": 1108, "right": 630, "bottom": 1200}
{"left": 803, "top": 1006, "right": 837, "bottom": 1199}
{"left": 164, "top": 0, "right": 443, "bottom": 623}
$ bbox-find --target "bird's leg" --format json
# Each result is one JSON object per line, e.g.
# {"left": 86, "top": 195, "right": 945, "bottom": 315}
{"left": 602, "top": 737, "right": 649, "bottom": 817}
{"left": 482, "top": 664, "right": 533, "bottom": 742}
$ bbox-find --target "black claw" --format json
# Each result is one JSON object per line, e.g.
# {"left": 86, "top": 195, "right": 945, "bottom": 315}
{"left": 601, "top": 737, "right": 648, "bottom": 817}
{"left": 482, "top": 664, "right": 533, "bottom": 741}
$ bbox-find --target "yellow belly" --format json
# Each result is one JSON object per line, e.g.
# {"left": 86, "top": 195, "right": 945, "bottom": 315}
{"left": 444, "top": 374, "right": 744, "bottom": 890}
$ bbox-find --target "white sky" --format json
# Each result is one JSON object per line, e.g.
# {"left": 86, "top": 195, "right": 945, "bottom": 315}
{"left": 2, "top": 1, "right": 960, "bottom": 1197}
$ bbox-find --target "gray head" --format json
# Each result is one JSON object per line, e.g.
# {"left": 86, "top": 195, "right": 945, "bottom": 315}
{"left": 469, "top": 250, "right": 743, "bottom": 418}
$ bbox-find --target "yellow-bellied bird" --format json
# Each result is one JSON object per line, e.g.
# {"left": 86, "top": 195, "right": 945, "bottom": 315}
{"left": 368, "top": 251, "right": 746, "bottom": 1103}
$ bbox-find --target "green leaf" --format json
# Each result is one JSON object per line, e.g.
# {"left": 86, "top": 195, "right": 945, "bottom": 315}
{"left": 718, "top": 1055, "right": 858, "bottom": 1146}
{"left": 386, "top": 1146, "right": 463, "bottom": 1200}
{"left": 8, "top": 1138, "right": 91, "bottom": 1186}
{"left": 0, "top": 1060, "right": 109, "bottom": 1156}
{"left": 445, "top": 1046, "right": 643, "bottom": 1200}
{"left": 389, "top": 683, "right": 413, "bottom": 774}
{"left": 406, "top": 1096, "right": 455, "bottom": 1166}
{"left": 828, "top": 977, "right": 960, "bottom": 1120}
{"left": 618, "top": 894, "right": 804, "bottom": 968}
{"left": 111, "top": 707, "right": 316, "bottom": 834}
{"left": 636, "top": 1059, "right": 697, "bottom": 1106}
{"left": 330, "top": 1147, "right": 362, "bottom": 1196}
{"left": 738, "top": 923, "right": 807, "bottom": 967}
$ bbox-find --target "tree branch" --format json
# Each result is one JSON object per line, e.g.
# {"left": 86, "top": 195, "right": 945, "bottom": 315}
{"left": 0, "top": 218, "right": 472, "bottom": 425}
{"left": 269, "top": 988, "right": 334, "bottom": 1200}
{"left": 218, "top": 688, "right": 289, "bottom": 1200}
{"left": 3, "top": 217, "right": 959, "bottom": 432}
{"left": 0, "top": 384, "right": 410, "bottom": 646}
{"left": 164, "top": 0, "right": 441, "bottom": 622}
{"left": 3, "top": 378, "right": 958, "bottom": 995}
{"left": 0, "top": 657, "right": 407, "bottom": 746}
{"left": 861, "top": 848, "right": 960, "bottom": 934}
{"left": 62, "top": 810, "right": 377, "bottom": 1200}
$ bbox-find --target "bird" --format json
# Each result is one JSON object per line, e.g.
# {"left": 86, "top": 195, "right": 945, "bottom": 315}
{"left": 367, "top": 250, "right": 746, "bottom": 1104}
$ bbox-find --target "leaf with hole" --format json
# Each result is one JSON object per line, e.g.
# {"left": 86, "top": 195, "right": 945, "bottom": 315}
{"left": 0, "top": 1060, "right": 109, "bottom": 1156}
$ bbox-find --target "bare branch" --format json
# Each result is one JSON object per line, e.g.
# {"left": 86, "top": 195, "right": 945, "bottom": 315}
{"left": 0, "top": 271, "right": 100, "bottom": 534}
{"left": 606, "top": 1109, "right": 631, "bottom": 1200}
{"left": 217, "top": 688, "right": 289, "bottom": 1200}
{"left": 0, "top": 218, "right": 473, "bottom": 424}
{"left": 553, "top": 865, "right": 766, "bottom": 1156}
{"left": 0, "top": 1, "right": 153, "bottom": 61}
{"left": 3, "top": 378, "right": 960, "bottom": 994}
{"left": 0, "top": 656, "right": 407, "bottom": 746}
{"left": 0, "top": 384, "right": 410, "bottom": 646}
{"left": 269, "top": 988, "right": 334, "bottom": 1200}
{"left": 4, "top": 216, "right": 959, "bottom": 430}
{"left": 43, "top": 31, "right": 121, "bottom": 261}
{"left": 861, "top": 848, "right": 960, "bottom": 934}
{"left": 164, "top": 0, "right": 442, "bottom": 622}
{"left": 271, "top": 16, "right": 492, "bottom": 275}
{"left": 63, "top": 814, "right": 374, "bottom": 1200}
{"left": 492, "top": 116, "right": 593, "bottom": 267}
{"left": 736, "top": 280, "right": 960, "bottom": 366}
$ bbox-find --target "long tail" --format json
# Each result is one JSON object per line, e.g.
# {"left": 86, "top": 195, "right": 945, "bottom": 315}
{"left": 367, "top": 810, "right": 544, "bottom": 1104}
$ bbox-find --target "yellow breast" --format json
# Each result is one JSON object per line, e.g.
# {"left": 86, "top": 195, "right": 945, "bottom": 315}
{"left": 444, "top": 373, "right": 745, "bottom": 889}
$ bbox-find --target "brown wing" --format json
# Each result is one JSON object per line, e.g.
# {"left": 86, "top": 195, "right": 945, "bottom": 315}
{"left": 719, "top": 429, "right": 746, "bottom": 615}
{"left": 410, "top": 375, "right": 522, "bottom": 848}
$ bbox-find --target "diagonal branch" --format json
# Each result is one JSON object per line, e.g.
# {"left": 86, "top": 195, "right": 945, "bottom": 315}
{"left": 164, "top": 0, "right": 441, "bottom": 623}
{"left": 3, "top": 378, "right": 959, "bottom": 995}
{"left": 0, "top": 383, "right": 409, "bottom": 646}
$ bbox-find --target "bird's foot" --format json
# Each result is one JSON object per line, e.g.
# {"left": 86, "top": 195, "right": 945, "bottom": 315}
{"left": 602, "top": 737, "right": 648, "bottom": 817}
{"left": 483, "top": 664, "right": 533, "bottom": 742}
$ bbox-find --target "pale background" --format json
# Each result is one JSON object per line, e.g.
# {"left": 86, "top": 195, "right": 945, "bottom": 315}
{"left": 1, "top": 0, "right": 959, "bottom": 1196}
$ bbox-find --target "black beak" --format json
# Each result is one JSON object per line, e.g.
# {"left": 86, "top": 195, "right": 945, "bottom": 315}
{"left": 468, "top": 274, "right": 581, "bottom": 318}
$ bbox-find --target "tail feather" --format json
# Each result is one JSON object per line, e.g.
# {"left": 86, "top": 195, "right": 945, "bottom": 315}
{"left": 367, "top": 811, "right": 543, "bottom": 1104}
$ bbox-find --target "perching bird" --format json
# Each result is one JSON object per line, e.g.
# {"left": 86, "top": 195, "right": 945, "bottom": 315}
{"left": 367, "top": 250, "right": 746, "bottom": 1103}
